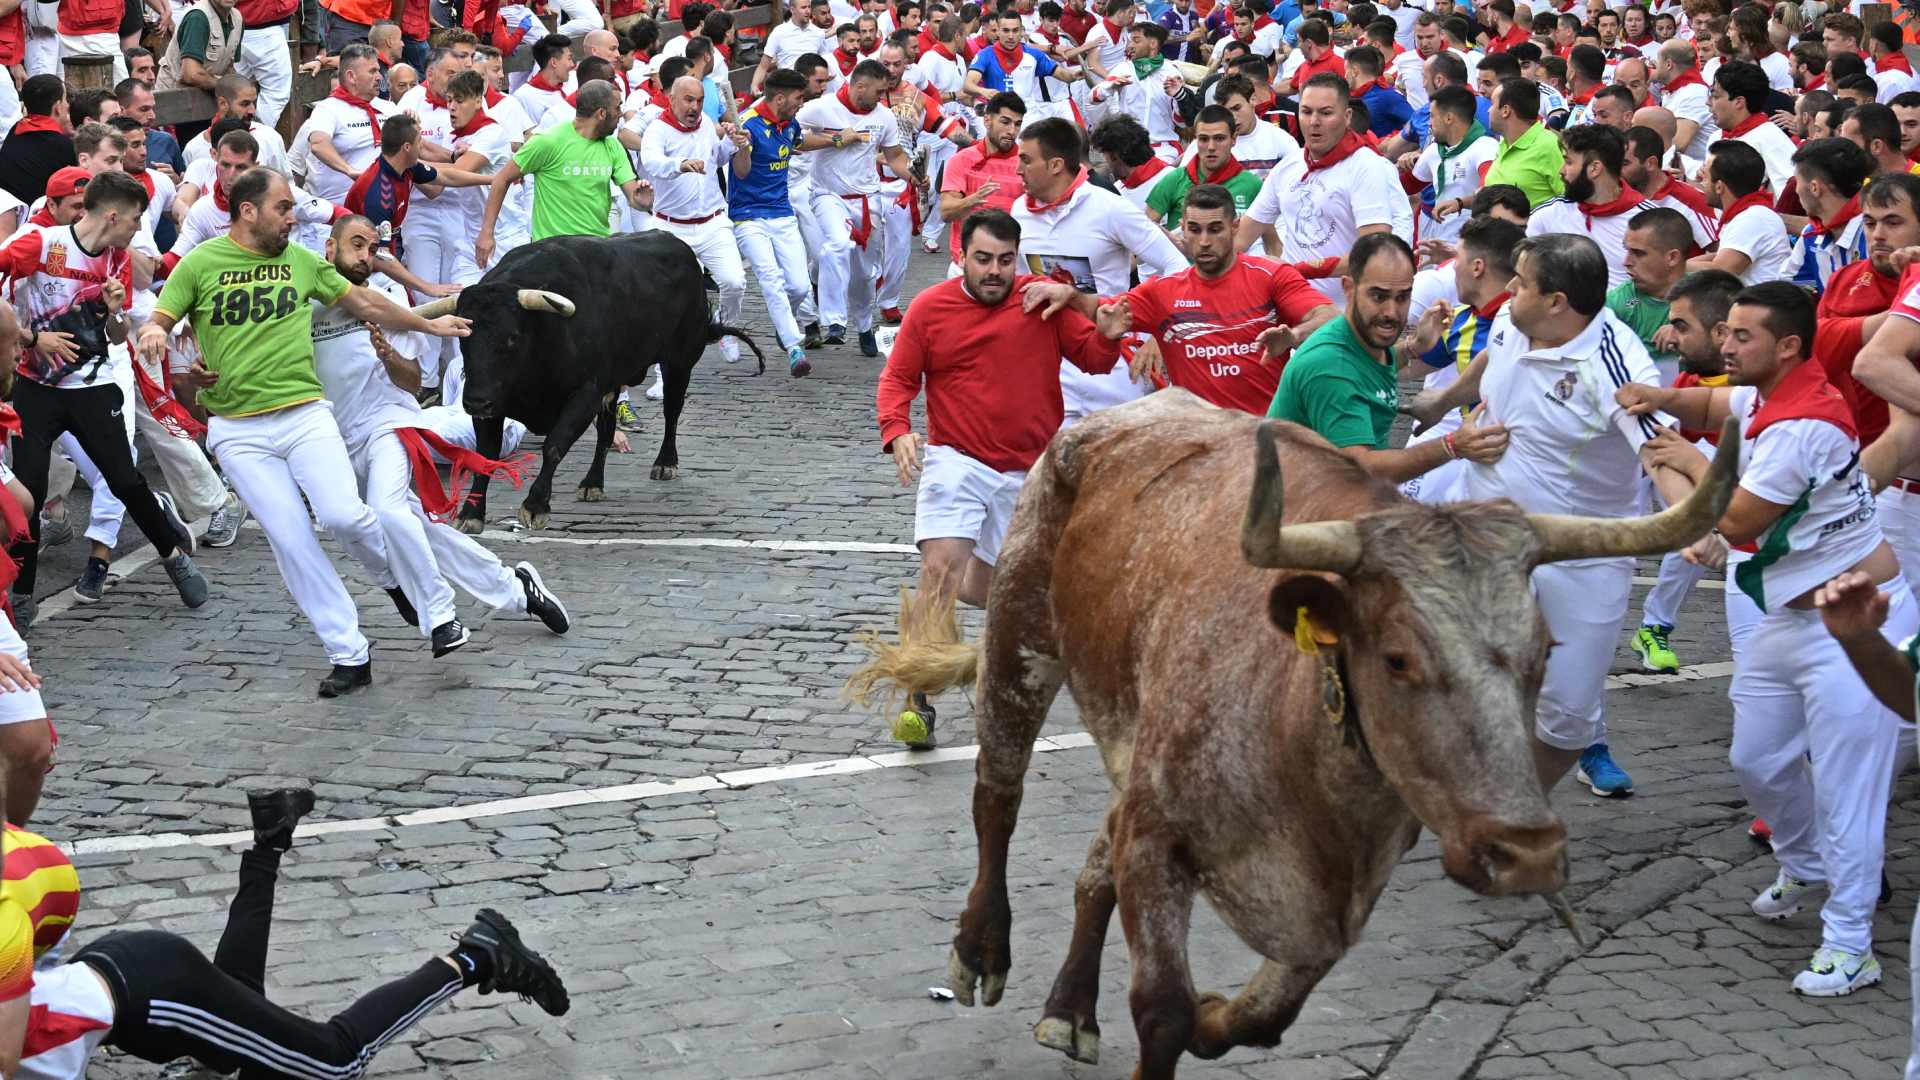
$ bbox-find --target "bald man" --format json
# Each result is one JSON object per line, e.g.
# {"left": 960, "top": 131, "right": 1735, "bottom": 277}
{"left": 639, "top": 77, "right": 750, "bottom": 363}
{"left": 582, "top": 29, "right": 632, "bottom": 96}
{"left": 387, "top": 64, "right": 419, "bottom": 104}
{"left": 1633, "top": 104, "right": 1699, "bottom": 174}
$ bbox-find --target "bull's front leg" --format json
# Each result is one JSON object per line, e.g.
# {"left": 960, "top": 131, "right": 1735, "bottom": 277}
{"left": 578, "top": 402, "right": 615, "bottom": 502}
{"left": 1115, "top": 804, "right": 1200, "bottom": 1080}
{"left": 456, "top": 415, "right": 507, "bottom": 535}
{"left": 1034, "top": 802, "right": 1119, "bottom": 1065}
{"left": 649, "top": 357, "right": 695, "bottom": 480}
{"left": 520, "top": 386, "right": 602, "bottom": 530}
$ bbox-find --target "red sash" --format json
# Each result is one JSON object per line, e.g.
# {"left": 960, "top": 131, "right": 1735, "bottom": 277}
{"left": 394, "top": 428, "right": 534, "bottom": 522}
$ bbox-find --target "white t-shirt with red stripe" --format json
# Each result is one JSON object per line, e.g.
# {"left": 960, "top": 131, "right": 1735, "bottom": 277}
{"left": 0, "top": 224, "right": 135, "bottom": 390}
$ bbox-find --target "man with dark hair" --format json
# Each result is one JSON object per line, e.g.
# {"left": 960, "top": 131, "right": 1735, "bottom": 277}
{"left": 307, "top": 46, "right": 395, "bottom": 202}
{"left": 1713, "top": 59, "right": 1798, "bottom": 193}
{"left": 1345, "top": 43, "right": 1410, "bottom": 136}
{"left": 114, "top": 76, "right": 184, "bottom": 180}
{"left": 1693, "top": 138, "right": 1791, "bottom": 284}
{"left": 1240, "top": 73, "right": 1406, "bottom": 305}
{"left": 875, "top": 207, "right": 1121, "bottom": 747}
{"left": 1788, "top": 136, "right": 1875, "bottom": 293}
{"left": 181, "top": 73, "right": 287, "bottom": 173}
{"left": 1208, "top": 73, "right": 1298, "bottom": 177}
{"left": 1623, "top": 123, "right": 1716, "bottom": 250}
{"left": 1410, "top": 84, "right": 1496, "bottom": 242}
{"left": 963, "top": 8, "right": 1080, "bottom": 122}
{"left": 1588, "top": 84, "right": 1637, "bottom": 131}
{"left": 1611, "top": 204, "right": 1691, "bottom": 381}
{"left": 344, "top": 112, "right": 443, "bottom": 260}
{"left": 1841, "top": 101, "right": 1920, "bottom": 177}
{"left": 1275, "top": 14, "right": 1344, "bottom": 95}
{"left": 732, "top": 68, "right": 819, "bottom": 376}
{"left": 1483, "top": 75, "right": 1563, "bottom": 207}
{"left": 0, "top": 75, "right": 75, "bottom": 206}
{"left": 511, "top": 32, "right": 576, "bottom": 131}
{"left": 1527, "top": 123, "right": 1656, "bottom": 286}
{"left": 1564, "top": 42, "right": 1607, "bottom": 124}
{"left": 941, "top": 91, "right": 1027, "bottom": 260}
{"left": 477, "top": 81, "right": 649, "bottom": 267}
{"left": 1146, "top": 104, "right": 1261, "bottom": 223}
{"left": 1379, "top": 46, "right": 1481, "bottom": 157}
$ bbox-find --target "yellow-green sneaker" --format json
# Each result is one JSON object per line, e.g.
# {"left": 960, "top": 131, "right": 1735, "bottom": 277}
{"left": 890, "top": 693, "right": 937, "bottom": 750}
{"left": 1632, "top": 625, "right": 1679, "bottom": 673}
{"left": 615, "top": 399, "right": 643, "bottom": 433}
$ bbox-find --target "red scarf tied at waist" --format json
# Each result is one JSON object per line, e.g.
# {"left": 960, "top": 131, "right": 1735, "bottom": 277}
{"left": 394, "top": 428, "right": 535, "bottom": 522}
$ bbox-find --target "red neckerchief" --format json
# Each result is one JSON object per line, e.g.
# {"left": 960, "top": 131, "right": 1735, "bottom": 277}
{"left": 658, "top": 106, "right": 703, "bottom": 134}
{"left": 1718, "top": 189, "right": 1774, "bottom": 227}
{"left": 1723, "top": 111, "right": 1769, "bottom": 138}
{"left": 329, "top": 85, "right": 384, "bottom": 127}
{"left": 835, "top": 83, "right": 878, "bottom": 116}
{"left": 128, "top": 167, "right": 154, "bottom": 198}
{"left": 717, "top": 42, "right": 730, "bottom": 63}
{"left": 526, "top": 70, "right": 566, "bottom": 93}
{"left": 452, "top": 111, "right": 494, "bottom": 137}
{"left": 1628, "top": 32, "right": 1652, "bottom": 45}
{"left": 648, "top": 84, "right": 671, "bottom": 111}
{"left": 1120, "top": 156, "right": 1169, "bottom": 188}
{"left": 1648, "top": 173, "right": 1713, "bottom": 218}
{"left": 1662, "top": 65, "right": 1705, "bottom": 93}
{"left": 833, "top": 46, "right": 860, "bottom": 73}
{"left": 26, "top": 207, "right": 51, "bottom": 227}
{"left": 1803, "top": 73, "right": 1827, "bottom": 91}
{"left": 1100, "top": 15, "right": 1123, "bottom": 41}
{"left": 1304, "top": 130, "right": 1364, "bottom": 173}
{"left": 1882, "top": 52, "right": 1914, "bottom": 75}
{"left": 1568, "top": 84, "right": 1597, "bottom": 106}
{"left": 1809, "top": 194, "right": 1862, "bottom": 236}
{"left": 1371, "top": 75, "right": 1395, "bottom": 92}
{"left": 927, "top": 39, "right": 955, "bottom": 59}
{"left": 917, "top": 25, "right": 939, "bottom": 52}
{"left": 10, "top": 115, "right": 59, "bottom": 136}
{"left": 1579, "top": 185, "right": 1645, "bottom": 225}
{"left": 425, "top": 86, "right": 450, "bottom": 109}
{"left": 211, "top": 180, "right": 229, "bottom": 213}
{"left": 1746, "top": 358, "right": 1858, "bottom": 440}
{"left": 1185, "top": 154, "right": 1244, "bottom": 185}
{"left": 990, "top": 41, "right": 1026, "bottom": 74}
{"left": 1473, "top": 290, "right": 1512, "bottom": 319}
{"left": 1035, "top": 26, "right": 1061, "bottom": 46}
{"left": 484, "top": 87, "right": 505, "bottom": 107}
{"left": 1023, "top": 165, "right": 1087, "bottom": 212}
{"left": 1233, "top": 25, "right": 1253, "bottom": 42}
{"left": 564, "top": 90, "right": 578, "bottom": 106}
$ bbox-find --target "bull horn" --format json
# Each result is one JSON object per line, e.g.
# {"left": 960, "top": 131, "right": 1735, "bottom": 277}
{"left": 1241, "top": 422, "right": 1363, "bottom": 573}
{"left": 410, "top": 296, "right": 460, "bottom": 319}
{"left": 517, "top": 289, "right": 576, "bottom": 316}
{"left": 1530, "top": 416, "right": 1741, "bottom": 564}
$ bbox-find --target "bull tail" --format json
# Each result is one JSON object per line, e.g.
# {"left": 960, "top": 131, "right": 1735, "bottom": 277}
{"left": 708, "top": 322, "right": 768, "bottom": 375}
{"left": 844, "top": 587, "right": 980, "bottom": 710}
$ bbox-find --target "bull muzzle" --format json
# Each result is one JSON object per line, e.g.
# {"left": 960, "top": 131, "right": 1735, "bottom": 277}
{"left": 1443, "top": 816, "right": 1569, "bottom": 897}
{"left": 1239, "top": 417, "right": 1743, "bottom": 572}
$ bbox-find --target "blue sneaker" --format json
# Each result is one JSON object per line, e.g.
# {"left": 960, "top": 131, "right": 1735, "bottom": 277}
{"left": 787, "top": 345, "right": 812, "bottom": 378}
{"left": 1575, "top": 743, "right": 1633, "bottom": 797}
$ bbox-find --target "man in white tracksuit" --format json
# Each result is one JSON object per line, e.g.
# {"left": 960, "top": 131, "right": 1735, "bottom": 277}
{"left": 312, "top": 216, "right": 573, "bottom": 651}
{"left": 639, "top": 75, "right": 748, "bottom": 364}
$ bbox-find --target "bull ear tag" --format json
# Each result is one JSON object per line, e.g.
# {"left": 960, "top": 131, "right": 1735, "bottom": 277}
{"left": 1294, "top": 607, "right": 1347, "bottom": 729}
{"left": 1293, "top": 607, "right": 1340, "bottom": 654}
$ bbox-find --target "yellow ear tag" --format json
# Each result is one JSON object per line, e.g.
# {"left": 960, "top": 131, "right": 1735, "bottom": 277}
{"left": 1294, "top": 607, "right": 1337, "bottom": 654}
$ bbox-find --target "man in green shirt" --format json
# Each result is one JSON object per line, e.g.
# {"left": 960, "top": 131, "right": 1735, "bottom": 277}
{"left": 141, "top": 167, "right": 470, "bottom": 698}
{"left": 1268, "top": 232, "right": 1510, "bottom": 482}
{"left": 1144, "top": 106, "right": 1263, "bottom": 226}
{"left": 475, "top": 80, "right": 650, "bottom": 265}
{"left": 1482, "top": 78, "right": 1566, "bottom": 209}
{"left": 1608, "top": 206, "right": 1688, "bottom": 380}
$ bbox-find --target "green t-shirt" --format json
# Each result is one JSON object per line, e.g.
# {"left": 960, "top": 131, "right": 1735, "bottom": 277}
{"left": 1267, "top": 316, "right": 1400, "bottom": 449}
{"left": 513, "top": 122, "right": 637, "bottom": 241}
{"left": 1144, "top": 166, "right": 1264, "bottom": 224}
{"left": 153, "top": 237, "right": 350, "bottom": 418}
{"left": 1605, "top": 281, "right": 1678, "bottom": 370}
{"left": 174, "top": 7, "right": 238, "bottom": 63}
{"left": 1483, "top": 120, "right": 1565, "bottom": 209}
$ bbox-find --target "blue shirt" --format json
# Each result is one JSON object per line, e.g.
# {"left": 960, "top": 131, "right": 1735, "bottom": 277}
{"left": 1398, "top": 96, "right": 1491, "bottom": 148}
{"left": 968, "top": 44, "right": 1059, "bottom": 92}
{"left": 145, "top": 128, "right": 184, "bottom": 174}
{"left": 703, "top": 76, "right": 728, "bottom": 120}
{"left": 1282, "top": 10, "right": 1343, "bottom": 45}
{"left": 729, "top": 107, "right": 800, "bottom": 221}
{"left": 1359, "top": 84, "right": 1412, "bottom": 138}
{"left": 1271, "top": 0, "right": 1300, "bottom": 27}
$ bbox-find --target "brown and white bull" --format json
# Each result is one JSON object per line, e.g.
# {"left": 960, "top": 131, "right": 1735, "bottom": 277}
{"left": 848, "top": 390, "right": 1737, "bottom": 1079}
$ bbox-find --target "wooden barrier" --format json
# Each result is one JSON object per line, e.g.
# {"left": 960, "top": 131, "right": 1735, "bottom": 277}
{"left": 62, "top": 54, "right": 116, "bottom": 92}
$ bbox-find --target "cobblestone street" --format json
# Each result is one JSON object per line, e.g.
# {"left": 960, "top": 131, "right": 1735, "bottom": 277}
{"left": 22, "top": 248, "right": 1919, "bottom": 1078}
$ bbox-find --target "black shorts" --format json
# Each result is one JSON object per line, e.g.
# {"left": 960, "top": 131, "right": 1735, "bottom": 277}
{"left": 119, "top": 0, "right": 143, "bottom": 39}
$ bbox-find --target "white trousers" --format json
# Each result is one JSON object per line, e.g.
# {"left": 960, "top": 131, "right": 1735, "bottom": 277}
{"left": 1876, "top": 486, "right": 1920, "bottom": 602}
{"left": 207, "top": 402, "right": 392, "bottom": 667}
{"left": 56, "top": 33, "right": 126, "bottom": 81}
{"left": 648, "top": 214, "right": 745, "bottom": 327}
{"left": 810, "top": 188, "right": 884, "bottom": 332}
{"left": 733, "top": 216, "right": 812, "bottom": 349}
{"left": 56, "top": 433, "right": 127, "bottom": 549}
{"left": 790, "top": 179, "right": 824, "bottom": 272}
{"left": 352, "top": 429, "right": 524, "bottom": 634}
{"left": 402, "top": 208, "right": 468, "bottom": 388}
{"left": 1642, "top": 548, "right": 1709, "bottom": 631}
{"left": 24, "top": 30, "right": 56, "bottom": 78}
{"left": 876, "top": 186, "right": 912, "bottom": 313}
{"left": 235, "top": 24, "right": 294, "bottom": 129}
{"left": 135, "top": 401, "right": 227, "bottom": 522}
{"left": 1729, "top": 578, "right": 1918, "bottom": 956}
{"left": 1532, "top": 558, "right": 1633, "bottom": 751}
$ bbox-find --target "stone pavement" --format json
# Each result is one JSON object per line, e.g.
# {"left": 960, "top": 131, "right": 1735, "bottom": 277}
{"left": 22, "top": 247, "right": 1919, "bottom": 1078}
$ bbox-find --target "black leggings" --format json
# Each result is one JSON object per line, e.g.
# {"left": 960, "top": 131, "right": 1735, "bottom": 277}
{"left": 9, "top": 379, "right": 181, "bottom": 593}
{"left": 73, "top": 848, "right": 463, "bottom": 1080}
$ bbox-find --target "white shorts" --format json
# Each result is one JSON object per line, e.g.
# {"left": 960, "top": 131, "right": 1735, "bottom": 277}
{"left": 0, "top": 610, "right": 43, "bottom": 727}
{"left": 913, "top": 444, "right": 1026, "bottom": 566}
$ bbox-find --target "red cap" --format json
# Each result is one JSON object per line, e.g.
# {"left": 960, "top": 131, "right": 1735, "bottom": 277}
{"left": 44, "top": 167, "right": 91, "bottom": 200}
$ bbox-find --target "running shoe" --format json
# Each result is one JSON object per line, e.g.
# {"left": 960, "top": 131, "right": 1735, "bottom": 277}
{"left": 156, "top": 491, "right": 195, "bottom": 557}
{"left": 787, "top": 345, "right": 812, "bottom": 378}
{"left": 891, "top": 692, "right": 937, "bottom": 750}
{"left": 921, "top": 237, "right": 940, "bottom": 254}
{"left": 824, "top": 323, "right": 847, "bottom": 345}
{"left": 1752, "top": 871, "right": 1824, "bottom": 919}
{"left": 858, "top": 329, "right": 879, "bottom": 357}
{"left": 615, "top": 399, "right": 643, "bottom": 432}
{"left": 721, "top": 337, "right": 741, "bottom": 363}
{"left": 1792, "top": 947, "right": 1881, "bottom": 996}
{"left": 1750, "top": 818, "right": 1772, "bottom": 844}
{"left": 1631, "top": 625, "right": 1680, "bottom": 673}
{"left": 454, "top": 908, "right": 571, "bottom": 1016}
{"left": 317, "top": 661, "right": 372, "bottom": 698}
{"left": 1575, "top": 743, "right": 1633, "bottom": 797}
{"left": 247, "top": 787, "right": 316, "bottom": 851}
{"left": 8, "top": 592, "right": 34, "bottom": 632}
{"left": 431, "top": 619, "right": 470, "bottom": 658}
{"left": 881, "top": 307, "right": 903, "bottom": 325}
{"left": 72, "top": 557, "right": 108, "bottom": 603}
{"left": 802, "top": 322, "right": 824, "bottom": 349}
{"left": 38, "top": 513, "right": 71, "bottom": 547}
{"left": 204, "top": 493, "right": 248, "bottom": 548}
{"left": 515, "top": 562, "right": 570, "bottom": 634}
{"left": 163, "top": 553, "right": 208, "bottom": 608}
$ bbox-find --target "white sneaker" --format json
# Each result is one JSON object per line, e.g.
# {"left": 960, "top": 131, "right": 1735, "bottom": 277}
{"left": 1752, "top": 872, "right": 1824, "bottom": 919}
{"left": 645, "top": 376, "right": 665, "bottom": 401}
{"left": 1791, "top": 947, "right": 1881, "bottom": 996}
{"left": 721, "top": 337, "right": 741, "bottom": 363}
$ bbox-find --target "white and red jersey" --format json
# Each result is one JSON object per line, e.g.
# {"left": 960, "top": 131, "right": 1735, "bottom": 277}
{"left": 1525, "top": 191, "right": 1659, "bottom": 287}
{"left": 1117, "top": 255, "right": 1333, "bottom": 414}
{"left": 1246, "top": 133, "right": 1409, "bottom": 305}
{"left": 0, "top": 224, "right": 134, "bottom": 390}
{"left": 796, "top": 86, "right": 907, "bottom": 197}
{"left": 397, "top": 83, "right": 455, "bottom": 155}
{"left": 16, "top": 963, "right": 114, "bottom": 1080}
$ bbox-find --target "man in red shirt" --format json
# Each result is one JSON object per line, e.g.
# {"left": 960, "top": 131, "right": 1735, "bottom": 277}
{"left": 1023, "top": 183, "right": 1337, "bottom": 413}
{"left": 875, "top": 207, "right": 1121, "bottom": 747}
{"left": 935, "top": 91, "right": 1025, "bottom": 270}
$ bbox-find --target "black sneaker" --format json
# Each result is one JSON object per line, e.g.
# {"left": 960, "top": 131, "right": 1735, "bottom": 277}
{"left": 387, "top": 587, "right": 419, "bottom": 627}
{"left": 454, "top": 908, "right": 570, "bottom": 1016}
{"left": 824, "top": 323, "right": 846, "bottom": 345}
{"left": 514, "top": 562, "right": 570, "bottom": 634}
{"left": 155, "top": 491, "right": 195, "bottom": 557}
{"left": 858, "top": 330, "right": 879, "bottom": 357}
{"left": 247, "top": 787, "right": 316, "bottom": 851}
{"left": 431, "top": 619, "right": 470, "bottom": 658}
{"left": 7, "top": 592, "right": 33, "bottom": 632}
{"left": 317, "top": 661, "right": 372, "bottom": 698}
{"left": 72, "top": 557, "right": 109, "bottom": 603}
{"left": 802, "top": 322, "right": 824, "bottom": 349}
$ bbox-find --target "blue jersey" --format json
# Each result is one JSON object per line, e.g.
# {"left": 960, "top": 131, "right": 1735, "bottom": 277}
{"left": 1419, "top": 296, "right": 1505, "bottom": 391}
{"left": 1359, "top": 84, "right": 1412, "bottom": 138}
{"left": 968, "top": 44, "right": 1058, "bottom": 92}
{"left": 1790, "top": 213, "right": 1868, "bottom": 296}
{"left": 729, "top": 107, "right": 801, "bottom": 221}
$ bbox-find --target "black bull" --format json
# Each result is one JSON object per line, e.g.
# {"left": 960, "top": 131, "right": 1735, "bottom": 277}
{"left": 422, "top": 231, "right": 765, "bottom": 534}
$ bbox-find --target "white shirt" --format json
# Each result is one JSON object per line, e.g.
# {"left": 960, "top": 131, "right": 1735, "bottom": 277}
{"left": 766, "top": 21, "right": 830, "bottom": 68}
{"left": 1081, "top": 17, "right": 1130, "bottom": 74}
{"left": 1247, "top": 144, "right": 1409, "bottom": 305}
{"left": 1461, "top": 307, "right": 1673, "bottom": 531}
{"left": 1717, "top": 203, "right": 1793, "bottom": 285}
{"left": 1663, "top": 82, "right": 1718, "bottom": 161}
{"left": 1875, "top": 66, "right": 1916, "bottom": 103}
{"left": 435, "top": 116, "right": 515, "bottom": 239}
{"left": 1410, "top": 134, "right": 1497, "bottom": 243}
{"left": 397, "top": 83, "right": 454, "bottom": 153}
{"left": 1525, "top": 195, "right": 1660, "bottom": 288}
{"left": 486, "top": 90, "right": 537, "bottom": 144}
{"left": 1728, "top": 383, "right": 1882, "bottom": 611}
{"left": 1758, "top": 49, "right": 1794, "bottom": 92}
{"left": 795, "top": 91, "right": 904, "bottom": 196}
{"left": 311, "top": 276, "right": 430, "bottom": 451}
{"left": 1408, "top": 259, "right": 1458, "bottom": 327}
{"left": 1732, "top": 117, "right": 1798, "bottom": 196}
{"left": 510, "top": 81, "right": 572, "bottom": 133}
{"left": 1391, "top": 49, "right": 1428, "bottom": 111}
{"left": 915, "top": 49, "right": 966, "bottom": 101}
{"left": 304, "top": 95, "right": 399, "bottom": 202}
{"left": 1011, "top": 180, "right": 1188, "bottom": 418}
{"left": 639, "top": 115, "right": 730, "bottom": 220}
{"left": 133, "top": 168, "right": 177, "bottom": 239}
{"left": 169, "top": 182, "right": 339, "bottom": 259}
{"left": 182, "top": 118, "right": 288, "bottom": 174}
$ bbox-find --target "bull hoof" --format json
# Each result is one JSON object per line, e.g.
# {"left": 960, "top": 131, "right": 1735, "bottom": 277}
{"left": 577, "top": 485, "right": 605, "bottom": 502}
{"left": 455, "top": 515, "right": 486, "bottom": 536}
{"left": 1189, "top": 992, "right": 1235, "bottom": 1059}
{"left": 650, "top": 464, "right": 679, "bottom": 481}
{"left": 1034, "top": 1016, "right": 1100, "bottom": 1064}
{"left": 947, "top": 950, "right": 1007, "bottom": 1008}
{"left": 518, "top": 507, "right": 550, "bottom": 530}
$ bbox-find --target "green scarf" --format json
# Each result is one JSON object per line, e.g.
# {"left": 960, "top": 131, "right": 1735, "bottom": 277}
{"left": 1435, "top": 119, "right": 1487, "bottom": 192}
{"left": 1132, "top": 54, "right": 1166, "bottom": 79}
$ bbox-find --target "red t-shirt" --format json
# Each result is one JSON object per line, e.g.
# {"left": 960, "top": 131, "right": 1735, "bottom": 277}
{"left": 1818, "top": 259, "right": 1904, "bottom": 444}
{"left": 1290, "top": 48, "right": 1347, "bottom": 88}
{"left": 938, "top": 143, "right": 1024, "bottom": 263}
{"left": 1119, "top": 255, "right": 1332, "bottom": 414}
{"left": 1059, "top": 6, "right": 1097, "bottom": 43}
